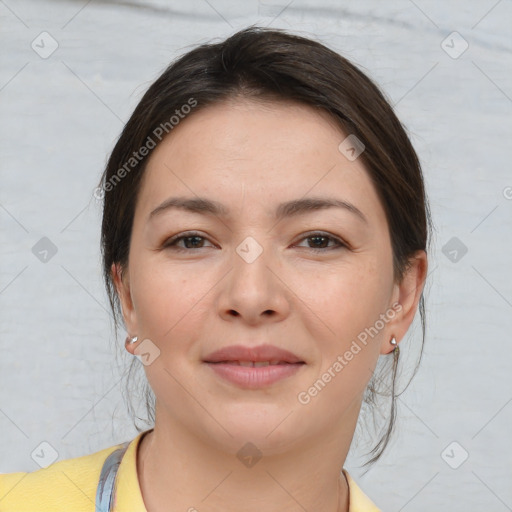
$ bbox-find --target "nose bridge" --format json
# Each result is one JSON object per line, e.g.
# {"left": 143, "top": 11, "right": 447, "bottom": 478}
{"left": 220, "top": 234, "right": 288, "bottom": 321}
{"left": 233, "top": 234, "right": 274, "bottom": 296}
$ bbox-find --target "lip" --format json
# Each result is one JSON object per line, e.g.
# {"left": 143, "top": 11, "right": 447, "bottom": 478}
{"left": 203, "top": 344, "right": 305, "bottom": 389}
{"left": 205, "top": 362, "right": 304, "bottom": 388}
{"left": 203, "top": 344, "right": 304, "bottom": 364}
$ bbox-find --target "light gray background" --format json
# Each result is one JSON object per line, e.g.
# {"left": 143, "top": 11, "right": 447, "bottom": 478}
{"left": 1, "top": 1, "right": 511, "bottom": 510}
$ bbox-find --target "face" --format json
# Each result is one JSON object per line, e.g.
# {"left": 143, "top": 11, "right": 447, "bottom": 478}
{"left": 114, "top": 98, "right": 425, "bottom": 455}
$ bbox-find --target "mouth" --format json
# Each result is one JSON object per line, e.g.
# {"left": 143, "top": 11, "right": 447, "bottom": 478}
{"left": 204, "top": 361, "right": 305, "bottom": 388}
{"left": 203, "top": 344, "right": 305, "bottom": 389}
{"left": 203, "top": 344, "right": 304, "bottom": 365}
{"left": 207, "top": 360, "right": 303, "bottom": 367}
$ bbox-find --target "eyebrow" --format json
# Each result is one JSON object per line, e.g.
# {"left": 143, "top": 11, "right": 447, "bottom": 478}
{"left": 148, "top": 195, "right": 368, "bottom": 224}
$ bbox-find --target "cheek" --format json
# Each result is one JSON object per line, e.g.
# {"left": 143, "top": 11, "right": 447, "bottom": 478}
{"left": 344, "top": 261, "right": 392, "bottom": 327}
{"left": 299, "top": 256, "right": 392, "bottom": 395}
{"left": 296, "top": 257, "right": 392, "bottom": 339}
{"left": 130, "top": 256, "right": 214, "bottom": 342}
{"left": 295, "top": 260, "right": 393, "bottom": 412}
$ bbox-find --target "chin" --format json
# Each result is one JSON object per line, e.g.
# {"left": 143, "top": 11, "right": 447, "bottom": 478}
{"left": 204, "top": 409, "right": 306, "bottom": 455}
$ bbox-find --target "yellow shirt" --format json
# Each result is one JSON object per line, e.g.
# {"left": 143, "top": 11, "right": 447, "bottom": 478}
{"left": 0, "top": 430, "right": 381, "bottom": 511}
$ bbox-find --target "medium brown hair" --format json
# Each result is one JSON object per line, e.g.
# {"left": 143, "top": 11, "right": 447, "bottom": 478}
{"left": 98, "top": 25, "right": 432, "bottom": 469}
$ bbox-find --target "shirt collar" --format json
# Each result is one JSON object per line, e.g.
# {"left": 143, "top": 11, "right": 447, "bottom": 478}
{"left": 112, "top": 429, "right": 149, "bottom": 512}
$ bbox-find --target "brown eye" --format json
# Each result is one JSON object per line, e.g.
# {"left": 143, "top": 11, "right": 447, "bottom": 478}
{"left": 295, "top": 232, "right": 346, "bottom": 252}
{"left": 163, "top": 232, "right": 214, "bottom": 251}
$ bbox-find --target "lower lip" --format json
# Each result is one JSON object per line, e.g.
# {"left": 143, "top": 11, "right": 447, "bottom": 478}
{"left": 204, "top": 362, "right": 304, "bottom": 388}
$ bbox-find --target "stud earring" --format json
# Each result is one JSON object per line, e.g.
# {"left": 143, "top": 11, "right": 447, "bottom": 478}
{"left": 126, "top": 335, "right": 138, "bottom": 345}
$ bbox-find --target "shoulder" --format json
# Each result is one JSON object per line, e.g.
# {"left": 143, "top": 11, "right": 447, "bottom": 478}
{"left": 0, "top": 441, "right": 125, "bottom": 512}
{"left": 343, "top": 469, "right": 382, "bottom": 512}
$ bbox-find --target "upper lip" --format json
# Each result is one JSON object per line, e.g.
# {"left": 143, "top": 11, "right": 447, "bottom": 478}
{"left": 203, "top": 344, "right": 304, "bottom": 364}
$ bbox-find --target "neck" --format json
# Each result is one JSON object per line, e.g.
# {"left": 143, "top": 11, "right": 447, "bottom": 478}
{"left": 136, "top": 411, "right": 358, "bottom": 512}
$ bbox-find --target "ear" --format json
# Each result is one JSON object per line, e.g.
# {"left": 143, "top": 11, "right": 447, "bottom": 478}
{"left": 111, "top": 262, "right": 139, "bottom": 339}
{"left": 380, "top": 250, "right": 428, "bottom": 355}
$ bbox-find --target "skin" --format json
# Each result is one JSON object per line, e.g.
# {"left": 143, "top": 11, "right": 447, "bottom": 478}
{"left": 113, "top": 97, "right": 427, "bottom": 512}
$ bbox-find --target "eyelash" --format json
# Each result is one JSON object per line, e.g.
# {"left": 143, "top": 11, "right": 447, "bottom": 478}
{"left": 162, "top": 231, "right": 347, "bottom": 253}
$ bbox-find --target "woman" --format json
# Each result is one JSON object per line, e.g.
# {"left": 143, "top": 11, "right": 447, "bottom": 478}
{"left": 0, "top": 26, "right": 430, "bottom": 511}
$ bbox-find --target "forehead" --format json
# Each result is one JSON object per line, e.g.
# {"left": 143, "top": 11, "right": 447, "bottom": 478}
{"left": 146, "top": 98, "right": 345, "bottom": 172}
{"left": 136, "top": 98, "right": 386, "bottom": 226}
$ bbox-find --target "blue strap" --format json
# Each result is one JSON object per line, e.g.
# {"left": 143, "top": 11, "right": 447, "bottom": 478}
{"left": 95, "top": 441, "right": 130, "bottom": 512}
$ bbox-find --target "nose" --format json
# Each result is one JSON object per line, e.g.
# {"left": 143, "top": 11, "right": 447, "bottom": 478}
{"left": 217, "top": 240, "right": 290, "bottom": 326}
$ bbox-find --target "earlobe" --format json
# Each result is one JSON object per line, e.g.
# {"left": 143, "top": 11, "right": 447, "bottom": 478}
{"left": 380, "top": 250, "right": 428, "bottom": 355}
